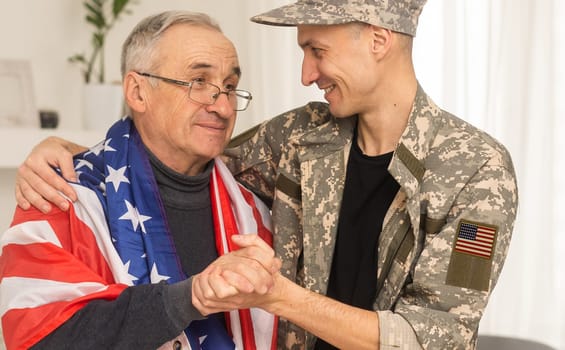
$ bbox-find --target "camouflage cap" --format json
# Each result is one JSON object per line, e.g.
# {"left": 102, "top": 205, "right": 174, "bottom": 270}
{"left": 250, "top": 0, "right": 427, "bottom": 37}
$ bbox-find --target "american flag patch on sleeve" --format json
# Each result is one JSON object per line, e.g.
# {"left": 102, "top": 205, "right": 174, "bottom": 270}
{"left": 454, "top": 220, "right": 498, "bottom": 259}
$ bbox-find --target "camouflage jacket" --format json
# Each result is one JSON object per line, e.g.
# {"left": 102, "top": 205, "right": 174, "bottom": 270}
{"left": 223, "top": 85, "right": 518, "bottom": 350}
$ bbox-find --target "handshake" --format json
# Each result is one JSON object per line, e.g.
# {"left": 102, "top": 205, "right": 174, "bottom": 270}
{"left": 192, "top": 234, "right": 284, "bottom": 316}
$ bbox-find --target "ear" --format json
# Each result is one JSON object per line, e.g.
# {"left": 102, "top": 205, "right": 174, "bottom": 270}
{"left": 123, "top": 71, "right": 147, "bottom": 113}
{"left": 369, "top": 26, "right": 393, "bottom": 59}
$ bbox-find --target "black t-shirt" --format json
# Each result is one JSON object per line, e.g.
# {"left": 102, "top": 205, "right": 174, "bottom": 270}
{"left": 315, "top": 136, "right": 399, "bottom": 350}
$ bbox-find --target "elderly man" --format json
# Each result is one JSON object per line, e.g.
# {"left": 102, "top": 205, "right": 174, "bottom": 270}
{"left": 13, "top": 1, "right": 518, "bottom": 349}
{"left": 0, "top": 11, "right": 278, "bottom": 350}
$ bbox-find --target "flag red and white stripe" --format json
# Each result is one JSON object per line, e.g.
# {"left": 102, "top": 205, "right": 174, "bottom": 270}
{"left": 210, "top": 158, "right": 277, "bottom": 350}
{"left": 0, "top": 185, "right": 130, "bottom": 350}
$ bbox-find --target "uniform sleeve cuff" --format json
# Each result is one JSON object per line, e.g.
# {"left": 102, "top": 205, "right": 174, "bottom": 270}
{"left": 377, "top": 310, "right": 423, "bottom": 349}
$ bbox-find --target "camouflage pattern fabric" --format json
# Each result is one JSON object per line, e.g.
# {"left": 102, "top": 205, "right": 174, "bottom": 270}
{"left": 223, "top": 84, "right": 518, "bottom": 349}
{"left": 250, "top": 0, "right": 427, "bottom": 37}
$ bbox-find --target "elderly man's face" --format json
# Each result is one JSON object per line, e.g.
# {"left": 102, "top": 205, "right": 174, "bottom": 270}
{"left": 135, "top": 24, "right": 240, "bottom": 176}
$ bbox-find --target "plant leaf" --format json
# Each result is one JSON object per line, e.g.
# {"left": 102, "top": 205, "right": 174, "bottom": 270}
{"left": 112, "top": 0, "right": 129, "bottom": 17}
{"left": 84, "top": 1, "right": 106, "bottom": 29}
{"left": 68, "top": 54, "right": 87, "bottom": 63}
{"left": 92, "top": 33, "right": 104, "bottom": 48}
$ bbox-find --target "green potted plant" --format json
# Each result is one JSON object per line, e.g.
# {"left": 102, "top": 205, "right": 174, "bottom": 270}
{"left": 69, "top": 0, "right": 137, "bottom": 84}
{"left": 71, "top": 0, "right": 137, "bottom": 130}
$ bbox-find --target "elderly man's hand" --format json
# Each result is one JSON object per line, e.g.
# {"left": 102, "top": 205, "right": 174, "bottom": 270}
{"left": 192, "top": 234, "right": 281, "bottom": 315}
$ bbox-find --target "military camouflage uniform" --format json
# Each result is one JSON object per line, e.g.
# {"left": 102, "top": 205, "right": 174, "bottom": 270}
{"left": 224, "top": 85, "right": 518, "bottom": 350}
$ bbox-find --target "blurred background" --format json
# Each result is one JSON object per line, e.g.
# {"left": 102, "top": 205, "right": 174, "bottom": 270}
{"left": 0, "top": 0, "right": 563, "bottom": 349}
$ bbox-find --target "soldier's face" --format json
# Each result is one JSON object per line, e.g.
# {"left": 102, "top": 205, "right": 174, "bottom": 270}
{"left": 297, "top": 23, "right": 379, "bottom": 118}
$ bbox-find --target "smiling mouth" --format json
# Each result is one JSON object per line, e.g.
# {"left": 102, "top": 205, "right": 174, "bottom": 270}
{"left": 322, "top": 85, "right": 336, "bottom": 95}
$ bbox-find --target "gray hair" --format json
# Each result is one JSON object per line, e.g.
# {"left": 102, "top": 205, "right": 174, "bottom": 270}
{"left": 120, "top": 11, "right": 222, "bottom": 78}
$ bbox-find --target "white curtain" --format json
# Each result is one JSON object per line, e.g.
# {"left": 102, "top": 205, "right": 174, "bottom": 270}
{"left": 413, "top": 1, "right": 564, "bottom": 349}
{"left": 236, "top": 0, "right": 565, "bottom": 348}
{"left": 229, "top": 1, "right": 321, "bottom": 133}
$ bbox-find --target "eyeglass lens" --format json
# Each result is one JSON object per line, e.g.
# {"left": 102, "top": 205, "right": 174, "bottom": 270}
{"left": 189, "top": 81, "right": 250, "bottom": 111}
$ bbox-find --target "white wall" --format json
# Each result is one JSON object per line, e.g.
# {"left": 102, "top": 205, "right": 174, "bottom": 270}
{"left": 0, "top": 0, "right": 322, "bottom": 131}
{"left": 0, "top": 170, "right": 16, "bottom": 234}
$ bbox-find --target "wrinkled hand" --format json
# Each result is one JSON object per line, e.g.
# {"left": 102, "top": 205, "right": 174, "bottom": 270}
{"left": 16, "top": 136, "right": 85, "bottom": 213}
{"left": 192, "top": 234, "right": 282, "bottom": 315}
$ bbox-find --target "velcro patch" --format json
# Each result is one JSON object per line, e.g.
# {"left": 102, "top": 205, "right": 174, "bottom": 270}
{"left": 454, "top": 220, "right": 497, "bottom": 259}
{"left": 275, "top": 173, "right": 301, "bottom": 201}
{"left": 446, "top": 220, "right": 498, "bottom": 291}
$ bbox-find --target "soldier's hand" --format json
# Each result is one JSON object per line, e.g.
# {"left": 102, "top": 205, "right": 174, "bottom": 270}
{"left": 16, "top": 137, "right": 85, "bottom": 213}
{"left": 192, "top": 235, "right": 281, "bottom": 315}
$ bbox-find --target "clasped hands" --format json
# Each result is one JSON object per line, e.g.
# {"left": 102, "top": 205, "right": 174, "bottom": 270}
{"left": 192, "top": 234, "right": 283, "bottom": 316}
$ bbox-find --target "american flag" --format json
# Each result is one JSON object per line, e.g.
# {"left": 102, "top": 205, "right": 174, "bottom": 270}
{"left": 0, "top": 117, "right": 276, "bottom": 350}
{"left": 454, "top": 220, "right": 497, "bottom": 259}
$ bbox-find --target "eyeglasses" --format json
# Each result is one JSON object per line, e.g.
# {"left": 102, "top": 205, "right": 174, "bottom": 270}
{"left": 136, "top": 72, "right": 253, "bottom": 111}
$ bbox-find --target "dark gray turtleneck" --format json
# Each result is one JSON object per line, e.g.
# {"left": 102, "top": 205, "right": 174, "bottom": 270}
{"left": 149, "top": 151, "right": 218, "bottom": 277}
